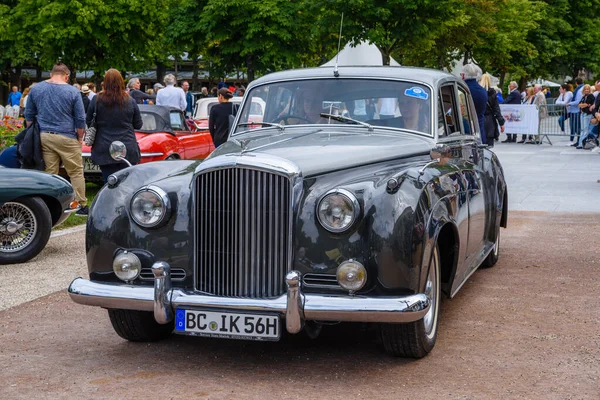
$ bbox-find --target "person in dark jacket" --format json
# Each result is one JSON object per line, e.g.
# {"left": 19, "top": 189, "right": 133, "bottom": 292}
{"left": 479, "top": 73, "right": 505, "bottom": 148}
{"left": 81, "top": 85, "right": 91, "bottom": 113}
{"left": 461, "top": 63, "right": 487, "bottom": 143}
{"left": 126, "top": 78, "right": 156, "bottom": 104}
{"left": 208, "top": 88, "right": 238, "bottom": 147}
{"left": 0, "top": 145, "right": 20, "bottom": 168}
{"left": 502, "top": 81, "right": 521, "bottom": 142}
{"left": 86, "top": 69, "right": 143, "bottom": 182}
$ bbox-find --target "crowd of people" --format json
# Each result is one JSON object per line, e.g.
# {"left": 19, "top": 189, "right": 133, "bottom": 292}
{"left": 0, "top": 63, "right": 247, "bottom": 216}
{"left": 9, "top": 75, "right": 246, "bottom": 120}
{"left": 461, "top": 63, "right": 600, "bottom": 150}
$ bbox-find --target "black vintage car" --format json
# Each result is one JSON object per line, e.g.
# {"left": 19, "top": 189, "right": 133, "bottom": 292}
{"left": 0, "top": 167, "right": 75, "bottom": 264}
{"left": 69, "top": 67, "right": 507, "bottom": 358}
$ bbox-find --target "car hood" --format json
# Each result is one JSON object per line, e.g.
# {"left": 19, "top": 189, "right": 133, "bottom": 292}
{"left": 210, "top": 128, "right": 433, "bottom": 176}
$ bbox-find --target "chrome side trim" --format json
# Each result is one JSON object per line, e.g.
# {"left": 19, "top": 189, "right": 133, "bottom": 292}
{"left": 140, "top": 152, "right": 165, "bottom": 157}
{"left": 152, "top": 262, "right": 173, "bottom": 324}
{"left": 68, "top": 274, "right": 430, "bottom": 325}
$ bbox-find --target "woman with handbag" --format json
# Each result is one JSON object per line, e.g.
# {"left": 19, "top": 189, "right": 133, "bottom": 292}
{"left": 479, "top": 73, "right": 505, "bottom": 148}
{"left": 85, "top": 69, "right": 143, "bottom": 182}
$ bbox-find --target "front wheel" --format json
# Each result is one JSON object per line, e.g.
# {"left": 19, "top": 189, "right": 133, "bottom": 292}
{"left": 379, "top": 245, "right": 441, "bottom": 358}
{"left": 108, "top": 309, "right": 174, "bottom": 342}
{"left": 0, "top": 197, "right": 52, "bottom": 265}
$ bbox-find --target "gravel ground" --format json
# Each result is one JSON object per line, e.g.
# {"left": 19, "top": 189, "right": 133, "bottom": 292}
{"left": 0, "top": 226, "right": 87, "bottom": 311}
{"left": 0, "top": 212, "right": 598, "bottom": 399}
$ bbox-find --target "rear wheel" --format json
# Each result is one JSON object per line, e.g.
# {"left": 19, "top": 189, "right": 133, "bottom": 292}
{"left": 379, "top": 245, "right": 440, "bottom": 358}
{"left": 0, "top": 197, "right": 52, "bottom": 265}
{"left": 482, "top": 224, "right": 500, "bottom": 268}
{"left": 107, "top": 309, "right": 173, "bottom": 342}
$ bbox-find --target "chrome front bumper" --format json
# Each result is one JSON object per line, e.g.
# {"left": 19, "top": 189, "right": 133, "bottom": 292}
{"left": 68, "top": 262, "right": 431, "bottom": 334}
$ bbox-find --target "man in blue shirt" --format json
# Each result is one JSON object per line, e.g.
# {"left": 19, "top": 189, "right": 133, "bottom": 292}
{"left": 7, "top": 86, "right": 22, "bottom": 106}
{"left": 461, "top": 63, "right": 488, "bottom": 143}
{"left": 25, "top": 63, "right": 88, "bottom": 216}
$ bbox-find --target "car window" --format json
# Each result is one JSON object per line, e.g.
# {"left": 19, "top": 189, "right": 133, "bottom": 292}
{"left": 234, "top": 79, "right": 432, "bottom": 136}
{"left": 457, "top": 87, "right": 475, "bottom": 135}
{"left": 439, "top": 85, "right": 460, "bottom": 136}
{"left": 140, "top": 112, "right": 157, "bottom": 130}
{"left": 170, "top": 112, "right": 184, "bottom": 130}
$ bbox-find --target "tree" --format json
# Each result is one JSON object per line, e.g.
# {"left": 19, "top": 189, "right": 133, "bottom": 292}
{"left": 199, "top": 0, "right": 314, "bottom": 82}
{"left": 313, "top": 0, "right": 470, "bottom": 66}
{"left": 10, "top": 0, "right": 170, "bottom": 81}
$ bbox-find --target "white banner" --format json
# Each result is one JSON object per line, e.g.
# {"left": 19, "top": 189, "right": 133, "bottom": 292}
{"left": 499, "top": 104, "right": 539, "bottom": 135}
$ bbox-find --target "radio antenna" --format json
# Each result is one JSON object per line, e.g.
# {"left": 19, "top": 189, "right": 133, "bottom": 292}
{"left": 333, "top": 12, "right": 344, "bottom": 77}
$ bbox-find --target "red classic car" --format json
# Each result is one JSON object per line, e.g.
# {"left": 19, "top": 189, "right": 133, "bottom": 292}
{"left": 83, "top": 105, "right": 214, "bottom": 182}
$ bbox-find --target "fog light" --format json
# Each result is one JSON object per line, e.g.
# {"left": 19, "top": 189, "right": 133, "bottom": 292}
{"left": 336, "top": 260, "right": 366, "bottom": 293}
{"left": 113, "top": 251, "right": 141, "bottom": 282}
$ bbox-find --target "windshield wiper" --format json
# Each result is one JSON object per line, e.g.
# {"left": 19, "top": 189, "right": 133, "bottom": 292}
{"left": 237, "top": 121, "right": 284, "bottom": 131}
{"left": 319, "top": 113, "right": 374, "bottom": 132}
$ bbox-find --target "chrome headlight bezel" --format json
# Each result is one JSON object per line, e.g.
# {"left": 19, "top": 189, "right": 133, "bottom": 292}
{"left": 129, "top": 185, "right": 171, "bottom": 228}
{"left": 316, "top": 188, "right": 360, "bottom": 233}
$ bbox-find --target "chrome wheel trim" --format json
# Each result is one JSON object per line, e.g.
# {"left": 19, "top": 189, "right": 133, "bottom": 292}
{"left": 0, "top": 202, "right": 38, "bottom": 253}
{"left": 423, "top": 248, "right": 440, "bottom": 340}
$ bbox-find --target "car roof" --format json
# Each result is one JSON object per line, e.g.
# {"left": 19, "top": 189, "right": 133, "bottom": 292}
{"left": 137, "top": 104, "right": 182, "bottom": 133}
{"left": 249, "top": 66, "right": 459, "bottom": 89}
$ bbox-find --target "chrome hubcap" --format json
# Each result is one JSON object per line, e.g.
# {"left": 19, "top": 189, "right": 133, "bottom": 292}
{"left": 0, "top": 202, "right": 37, "bottom": 253}
{"left": 423, "top": 249, "right": 439, "bottom": 339}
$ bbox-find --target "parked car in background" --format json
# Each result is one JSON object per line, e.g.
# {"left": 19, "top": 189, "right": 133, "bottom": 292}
{"left": 82, "top": 105, "right": 214, "bottom": 183}
{"left": 193, "top": 97, "right": 265, "bottom": 132}
{"left": 69, "top": 66, "right": 507, "bottom": 358}
{"left": 1, "top": 167, "right": 75, "bottom": 264}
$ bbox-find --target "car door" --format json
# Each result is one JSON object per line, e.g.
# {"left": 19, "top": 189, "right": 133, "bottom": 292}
{"left": 456, "top": 86, "right": 487, "bottom": 273}
{"left": 171, "top": 110, "right": 213, "bottom": 159}
{"left": 438, "top": 83, "right": 487, "bottom": 288}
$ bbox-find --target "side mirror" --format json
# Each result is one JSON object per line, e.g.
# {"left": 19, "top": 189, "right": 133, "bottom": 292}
{"left": 109, "top": 141, "right": 132, "bottom": 167}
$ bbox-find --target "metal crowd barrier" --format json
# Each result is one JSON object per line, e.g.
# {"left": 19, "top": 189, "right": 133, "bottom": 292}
{"left": 538, "top": 103, "right": 573, "bottom": 145}
{"left": 500, "top": 103, "right": 589, "bottom": 145}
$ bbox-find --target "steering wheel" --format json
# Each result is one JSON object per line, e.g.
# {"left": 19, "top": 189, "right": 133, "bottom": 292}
{"left": 273, "top": 114, "right": 313, "bottom": 124}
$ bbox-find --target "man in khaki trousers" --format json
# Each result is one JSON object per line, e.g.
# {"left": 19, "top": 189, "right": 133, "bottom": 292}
{"left": 25, "top": 63, "right": 88, "bottom": 215}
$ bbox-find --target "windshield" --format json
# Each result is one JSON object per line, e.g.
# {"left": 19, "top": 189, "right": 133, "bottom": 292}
{"left": 233, "top": 79, "right": 432, "bottom": 135}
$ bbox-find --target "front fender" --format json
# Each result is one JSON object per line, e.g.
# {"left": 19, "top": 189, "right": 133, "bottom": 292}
{"left": 86, "top": 160, "right": 200, "bottom": 288}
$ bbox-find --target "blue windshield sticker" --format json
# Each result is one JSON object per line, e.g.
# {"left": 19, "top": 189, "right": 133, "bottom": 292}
{"left": 405, "top": 87, "right": 428, "bottom": 100}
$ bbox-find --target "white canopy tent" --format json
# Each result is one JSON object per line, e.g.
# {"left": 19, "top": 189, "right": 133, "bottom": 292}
{"left": 321, "top": 41, "right": 401, "bottom": 67}
{"left": 528, "top": 78, "right": 561, "bottom": 88}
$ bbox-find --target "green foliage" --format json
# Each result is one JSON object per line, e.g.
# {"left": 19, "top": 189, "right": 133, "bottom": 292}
{"left": 7, "top": 0, "right": 170, "bottom": 77}
{"left": 1, "top": 0, "right": 599, "bottom": 88}
{"left": 199, "top": 0, "right": 313, "bottom": 80}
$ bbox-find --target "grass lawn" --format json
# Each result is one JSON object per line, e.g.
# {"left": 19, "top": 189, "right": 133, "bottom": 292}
{"left": 54, "top": 182, "right": 102, "bottom": 230}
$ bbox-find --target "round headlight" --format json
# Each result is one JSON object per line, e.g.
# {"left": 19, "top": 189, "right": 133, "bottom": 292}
{"left": 113, "top": 251, "right": 142, "bottom": 281}
{"left": 317, "top": 189, "right": 360, "bottom": 233}
{"left": 336, "top": 260, "right": 367, "bottom": 292}
{"left": 130, "top": 186, "right": 171, "bottom": 228}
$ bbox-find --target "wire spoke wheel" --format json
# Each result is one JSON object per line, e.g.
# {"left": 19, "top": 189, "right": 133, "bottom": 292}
{"left": 0, "top": 202, "right": 38, "bottom": 253}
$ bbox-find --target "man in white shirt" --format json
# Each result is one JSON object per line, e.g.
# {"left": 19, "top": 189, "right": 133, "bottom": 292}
{"left": 156, "top": 74, "right": 187, "bottom": 111}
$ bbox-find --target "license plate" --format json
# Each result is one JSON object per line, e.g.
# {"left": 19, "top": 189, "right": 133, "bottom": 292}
{"left": 83, "top": 157, "right": 101, "bottom": 172}
{"left": 175, "top": 309, "right": 280, "bottom": 341}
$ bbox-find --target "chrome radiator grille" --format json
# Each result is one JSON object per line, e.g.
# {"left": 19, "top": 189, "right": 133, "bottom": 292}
{"left": 195, "top": 168, "right": 291, "bottom": 298}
